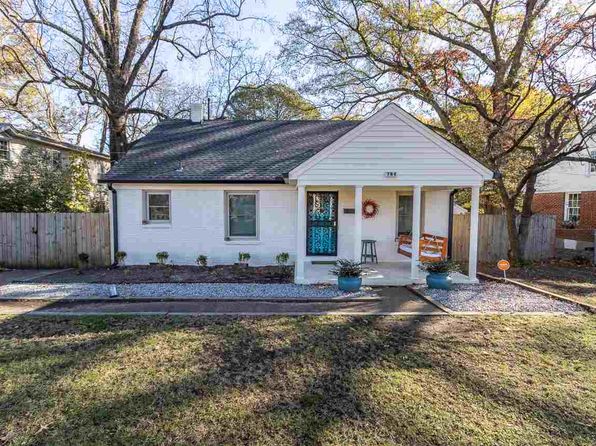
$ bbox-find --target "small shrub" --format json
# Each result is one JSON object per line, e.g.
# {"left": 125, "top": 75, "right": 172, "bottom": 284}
{"left": 238, "top": 252, "right": 251, "bottom": 263}
{"left": 156, "top": 251, "right": 169, "bottom": 265}
{"left": 275, "top": 252, "right": 292, "bottom": 279}
{"left": 275, "top": 252, "right": 290, "bottom": 266}
{"left": 196, "top": 255, "right": 208, "bottom": 267}
{"left": 419, "top": 259, "right": 460, "bottom": 274}
{"left": 78, "top": 252, "right": 89, "bottom": 269}
{"left": 330, "top": 259, "right": 363, "bottom": 278}
{"left": 114, "top": 251, "right": 127, "bottom": 266}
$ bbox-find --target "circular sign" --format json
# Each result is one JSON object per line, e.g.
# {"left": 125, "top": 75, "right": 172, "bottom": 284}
{"left": 497, "top": 259, "right": 510, "bottom": 271}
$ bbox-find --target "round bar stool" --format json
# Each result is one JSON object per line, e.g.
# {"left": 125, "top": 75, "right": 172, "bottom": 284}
{"left": 361, "top": 239, "right": 378, "bottom": 264}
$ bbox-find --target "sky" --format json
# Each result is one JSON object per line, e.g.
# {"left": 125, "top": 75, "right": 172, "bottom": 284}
{"left": 167, "top": 0, "right": 298, "bottom": 86}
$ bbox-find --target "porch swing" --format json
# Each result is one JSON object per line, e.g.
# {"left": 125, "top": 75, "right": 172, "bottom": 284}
{"left": 397, "top": 233, "right": 448, "bottom": 262}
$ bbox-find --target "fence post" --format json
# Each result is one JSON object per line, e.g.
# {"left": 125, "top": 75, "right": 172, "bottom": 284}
{"left": 593, "top": 229, "right": 595, "bottom": 266}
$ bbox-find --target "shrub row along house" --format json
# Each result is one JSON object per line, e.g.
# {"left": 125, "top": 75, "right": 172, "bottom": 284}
{"left": 100, "top": 104, "right": 494, "bottom": 285}
{"left": 533, "top": 132, "right": 596, "bottom": 254}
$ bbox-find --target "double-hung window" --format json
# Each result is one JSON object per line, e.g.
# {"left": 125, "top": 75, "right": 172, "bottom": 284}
{"left": 564, "top": 192, "right": 580, "bottom": 222}
{"left": 590, "top": 150, "right": 596, "bottom": 173}
{"left": 225, "top": 191, "right": 258, "bottom": 239}
{"left": 0, "top": 140, "right": 9, "bottom": 161}
{"left": 144, "top": 191, "right": 171, "bottom": 224}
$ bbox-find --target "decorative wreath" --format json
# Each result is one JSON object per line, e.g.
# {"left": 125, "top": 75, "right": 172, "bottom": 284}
{"left": 362, "top": 199, "right": 380, "bottom": 219}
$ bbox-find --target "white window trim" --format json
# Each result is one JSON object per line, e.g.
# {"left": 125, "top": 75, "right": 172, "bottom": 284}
{"left": 0, "top": 139, "right": 10, "bottom": 161}
{"left": 590, "top": 150, "right": 596, "bottom": 174}
{"left": 224, "top": 191, "right": 259, "bottom": 240}
{"left": 563, "top": 192, "right": 580, "bottom": 222}
{"left": 143, "top": 190, "right": 171, "bottom": 224}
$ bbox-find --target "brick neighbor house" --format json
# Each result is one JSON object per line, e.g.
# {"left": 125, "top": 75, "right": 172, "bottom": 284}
{"left": 533, "top": 134, "right": 596, "bottom": 253}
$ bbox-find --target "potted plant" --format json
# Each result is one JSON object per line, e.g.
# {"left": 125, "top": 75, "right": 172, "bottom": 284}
{"left": 275, "top": 252, "right": 292, "bottom": 278}
{"left": 330, "top": 259, "right": 363, "bottom": 292}
{"left": 196, "top": 255, "right": 208, "bottom": 267}
{"left": 419, "top": 259, "right": 460, "bottom": 290}
{"left": 238, "top": 252, "right": 251, "bottom": 266}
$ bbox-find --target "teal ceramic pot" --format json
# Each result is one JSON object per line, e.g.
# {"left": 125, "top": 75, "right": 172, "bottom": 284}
{"left": 426, "top": 272, "right": 453, "bottom": 290}
{"left": 338, "top": 276, "right": 362, "bottom": 292}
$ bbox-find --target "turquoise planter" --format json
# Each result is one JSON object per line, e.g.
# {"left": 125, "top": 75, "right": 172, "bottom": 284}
{"left": 338, "top": 276, "right": 362, "bottom": 292}
{"left": 426, "top": 272, "right": 453, "bottom": 290}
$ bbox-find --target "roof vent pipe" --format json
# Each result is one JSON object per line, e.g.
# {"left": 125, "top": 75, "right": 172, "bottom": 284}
{"left": 190, "top": 103, "right": 204, "bottom": 123}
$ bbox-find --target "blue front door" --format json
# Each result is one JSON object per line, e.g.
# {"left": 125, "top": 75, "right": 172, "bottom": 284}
{"left": 307, "top": 192, "right": 338, "bottom": 256}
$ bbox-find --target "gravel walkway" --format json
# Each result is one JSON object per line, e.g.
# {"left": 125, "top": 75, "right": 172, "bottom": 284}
{"left": 0, "top": 283, "right": 364, "bottom": 300}
{"left": 416, "top": 281, "right": 584, "bottom": 313}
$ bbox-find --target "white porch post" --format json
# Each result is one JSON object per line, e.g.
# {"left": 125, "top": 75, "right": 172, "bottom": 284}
{"left": 353, "top": 186, "right": 363, "bottom": 262}
{"left": 295, "top": 185, "right": 306, "bottom": 283}
{"left": 411, "top": 185, "right": 422, "bottom": 280}
{"left": 468, "top": 185, "right": 480, "bottom": 282}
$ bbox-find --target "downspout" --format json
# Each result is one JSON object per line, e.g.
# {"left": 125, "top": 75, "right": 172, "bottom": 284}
{"left": 447, "top": 189, "right": 459, "bottom": 259}
{"left": 107, "top": 183, "right": 118, "bottom": 262}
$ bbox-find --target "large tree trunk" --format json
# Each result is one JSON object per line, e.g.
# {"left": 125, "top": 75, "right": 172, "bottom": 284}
{"left": 503, "top": 200, "right": 522, "bottom": 263}
{"left": 109, "top": 113, "right": 128, "bottom": 163}
{"left": 518, "top": 173, "right": 538, "bottom": 260}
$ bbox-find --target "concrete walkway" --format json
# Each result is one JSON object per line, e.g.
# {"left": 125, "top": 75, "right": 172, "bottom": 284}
{"left": 0, "top": 287, "right": 444, "bottom": 316}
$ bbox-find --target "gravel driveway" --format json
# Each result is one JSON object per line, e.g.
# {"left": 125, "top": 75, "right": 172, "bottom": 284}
{"left": 0, "top": 283, "right": 363, "bottom": 300}
{"left": 416, "top": 281, "right": 584, "bottom": 313}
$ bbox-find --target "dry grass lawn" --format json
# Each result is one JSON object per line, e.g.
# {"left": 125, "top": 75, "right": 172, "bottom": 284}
{"left": 0, "top": 315, "right": 594, "bottom": 445}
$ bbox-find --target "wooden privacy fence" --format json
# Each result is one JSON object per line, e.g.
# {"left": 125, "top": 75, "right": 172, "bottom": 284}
{"left": 451, "top": 214, "right": 556, "bottom": 263}
{"left": 0, "top": 213, "right": 110, "bottom": 268}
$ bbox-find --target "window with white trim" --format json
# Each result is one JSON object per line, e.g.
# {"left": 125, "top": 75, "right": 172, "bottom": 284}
{"left": 225, "top": 191, "right": 258, "bottom": 239}
{"left": 564, "top": 192, "right": 580, "bottom": 222}
{"left": 590, "top": 150, "right": 596, "bottom": 173}
{"left": 0, "top": 140, "right": 9, "bottom": 161}
{"left": 143, "top": 191, "right": 171, "bottom": 223}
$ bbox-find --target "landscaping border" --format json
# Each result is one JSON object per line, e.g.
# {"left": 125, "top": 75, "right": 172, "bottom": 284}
{"left": 477, "top": 272, "right": 595, "bottom": 313}
{"left": 405, "top": 285, "right": 452, "bottom": 314}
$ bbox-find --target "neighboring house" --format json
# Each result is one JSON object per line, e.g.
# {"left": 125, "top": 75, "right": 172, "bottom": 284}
{"left": 100, "top": 104, "right": 493, "bottom": 285}
{"left": 533, "top": 134, "right": 596, "bottom": 251}
{"left": 0, "top": 123, "right": 110, "bottom": 182}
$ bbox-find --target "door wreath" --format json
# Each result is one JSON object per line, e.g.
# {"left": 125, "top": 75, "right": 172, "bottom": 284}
{"left": 362, "top": 199, "right": 379, "bottom": 219}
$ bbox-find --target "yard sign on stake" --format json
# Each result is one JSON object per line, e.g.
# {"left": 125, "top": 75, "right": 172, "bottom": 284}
{"left": 497, "top": 259, "right": 510, "bottom": 279}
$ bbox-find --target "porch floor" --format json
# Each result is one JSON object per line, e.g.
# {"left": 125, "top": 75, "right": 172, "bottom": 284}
{"left": 302, "top": 261, "right": 474, "bottom": 286}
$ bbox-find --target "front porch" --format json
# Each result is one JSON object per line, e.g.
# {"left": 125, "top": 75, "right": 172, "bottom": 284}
{"left": 294, "top": 184, "right": 481, "bottom": 286}
{"left": 303, "top": 261, "right": 473, "bottom": 286}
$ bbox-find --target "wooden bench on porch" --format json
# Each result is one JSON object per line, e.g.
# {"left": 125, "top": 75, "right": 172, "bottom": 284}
{"left": 397, "top": 233, "right": 448, "bottom": 262}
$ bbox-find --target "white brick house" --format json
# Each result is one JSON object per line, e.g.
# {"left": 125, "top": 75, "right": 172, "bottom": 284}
{"left": 101, "top": 104, "right": 493, "bottom": 285}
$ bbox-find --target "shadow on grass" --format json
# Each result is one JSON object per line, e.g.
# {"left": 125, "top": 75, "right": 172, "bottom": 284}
{"left": 0, "top": 314, "right": 594, "bottom": 445}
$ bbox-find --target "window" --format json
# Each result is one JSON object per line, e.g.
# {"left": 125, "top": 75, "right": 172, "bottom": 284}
{"left": 226, "top": 192, "right": 258, "bottom": 239}
{"left": 0, "top": 140, "right": 9, "bottom": 161}
{"left": 564, "top": 192, "right": 580, "bottom": 222}
{"left": 590, "top": 151, "right": 596, "bottom": 173}
{"left": 144, "top": 191, "right": 171, "bottom": 223}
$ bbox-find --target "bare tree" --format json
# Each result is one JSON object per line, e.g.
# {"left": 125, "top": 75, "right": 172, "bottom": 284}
{"left": 0, "top": 0, "right": 252, "bottom": 161}
{"left": 281, "top": 0, "right": 596, "bottom": 261}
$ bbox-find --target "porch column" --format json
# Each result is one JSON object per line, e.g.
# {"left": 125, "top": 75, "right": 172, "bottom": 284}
{"left": 295, "top": 185, "right": 306, "bottom": 283}
{"left": 353, "top": 186, "right": 363, "bottom": 262}
{"left": 468, "top": 186, "right": 480, "bottom": 282}
{"left": 411, "top": 185, "right": 422, "bottom": 280}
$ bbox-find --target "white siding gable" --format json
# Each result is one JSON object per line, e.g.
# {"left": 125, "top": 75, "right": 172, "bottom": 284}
{"left": 290, "top": 104, "right": 492, "bottom": 186}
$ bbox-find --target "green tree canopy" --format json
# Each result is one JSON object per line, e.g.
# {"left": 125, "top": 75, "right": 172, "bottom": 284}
{"left": 0, "top": 149, "right": 102, "bottom": 212}
{"left": 228, "top": 84, "right": 320, "bottom": 120}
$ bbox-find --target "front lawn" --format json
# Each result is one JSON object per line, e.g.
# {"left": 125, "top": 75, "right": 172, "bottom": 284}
{"left": 0, "top": 315, "right": 594, "bottom": 445}
{"left": 481, "top": 260, "right": 596, "bottom": 306}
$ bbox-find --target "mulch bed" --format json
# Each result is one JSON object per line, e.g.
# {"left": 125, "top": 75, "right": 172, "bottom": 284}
{"left": 480, "top": 259, "right": 595, "bottom": 304}
{"left": 31, "top": 265, "right": 294, "bottom": 284}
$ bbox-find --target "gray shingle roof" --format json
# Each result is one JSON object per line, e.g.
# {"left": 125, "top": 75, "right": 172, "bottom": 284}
{"left": 101, "top": 119, "right": 361, "bottom": 183}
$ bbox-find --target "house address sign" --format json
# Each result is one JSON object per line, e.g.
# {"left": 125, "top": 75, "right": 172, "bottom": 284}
{"left": 384, "top": 171, "right": 397, "bottom": 178}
